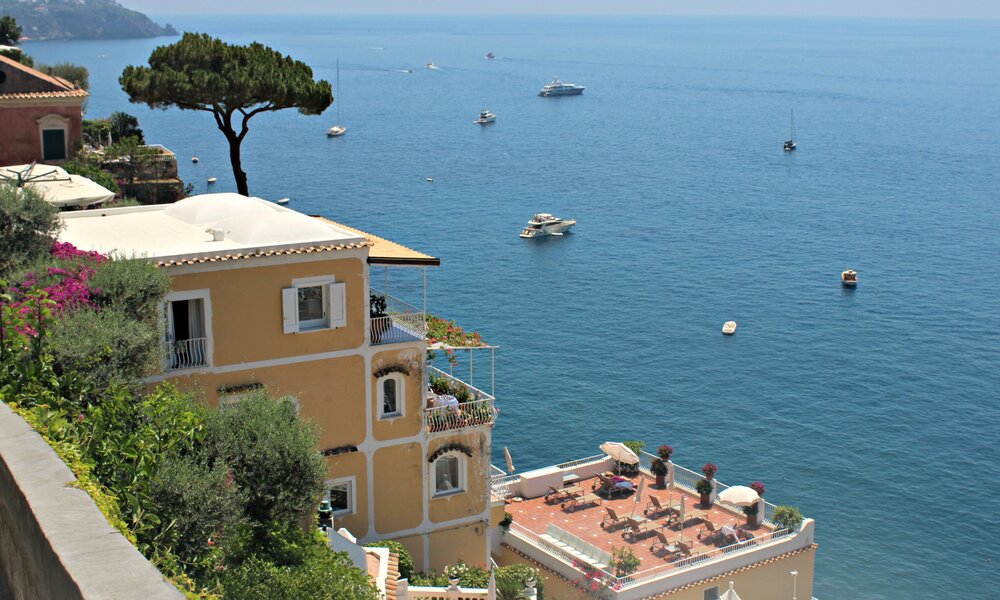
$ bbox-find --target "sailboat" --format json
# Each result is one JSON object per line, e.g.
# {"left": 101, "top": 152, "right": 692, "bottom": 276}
{"left": 783, "top": 110, "right": 796, "bottom": 151}
{"left": 327, "top": 60, "right": 346, "bottom": 138}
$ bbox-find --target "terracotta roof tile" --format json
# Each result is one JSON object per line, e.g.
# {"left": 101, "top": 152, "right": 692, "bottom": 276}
{"left": 315, "top": 217, "right": 439, "bottom": 266}
{"left": 385, "top": 552, "right": 400, "bottom": 599}
{"left": 0, "top": 89, "right": 89, "bottom": 100}
{"left": 0, "top": 54, "right": 88, "bottom": 99}
{"left": 155, "top": 240, "right": 371, "bottom": 268}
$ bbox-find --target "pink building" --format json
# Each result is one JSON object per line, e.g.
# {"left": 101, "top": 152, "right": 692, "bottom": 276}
{"left": 0, "top": 54, "right": 88, "bottom": 166}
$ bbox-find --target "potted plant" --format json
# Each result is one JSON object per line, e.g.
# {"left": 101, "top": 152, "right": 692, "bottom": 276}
{"left": 702, "top": 463, "right": 718, "bottom": 480}
{"left": 695, "top": 478, "right": 714, "bottom": 507}
{"left": 657, "top": 444, "right": 674, "bottom": 461}
{"left": 743, "top": 501, "right": 760, "bottom": 528}
{"left": 750, "top": 481, "right": 766, "bottom": 496}
{"left": 650, "top": 457, "right": 668, "bottom": 488}
{"left": 500, "top": 511, "right": 513, "bottom": 532}
{"left": 370, "top": 293, "right": 388, "bottom": 343}
{"left": 773, "top": 505, "right": 804, "bottom": 532}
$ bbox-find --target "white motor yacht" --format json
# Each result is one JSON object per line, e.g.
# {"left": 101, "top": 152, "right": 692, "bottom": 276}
{"left": 426, "top": 60, "right": 440, "bottom": 70}
{"left": 538, "top": 76, "right": 585, "bottom": 97}
{"left": 519, "top": 213, "right": 576, "bottom": 238}
{"left": 474, "top": 109, "right": 496, "bottom": 125}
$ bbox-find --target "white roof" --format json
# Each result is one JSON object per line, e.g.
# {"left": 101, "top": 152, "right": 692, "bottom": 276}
{"left": 1, "top": 164, "right": 115, "bottom": 208}
{"left": 58, "top": 193, "right": 367, "bottom": 261}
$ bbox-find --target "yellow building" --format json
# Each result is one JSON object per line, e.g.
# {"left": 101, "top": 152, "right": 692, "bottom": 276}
{"left": 59, "top": 193, "right": 498, "bottom": 571}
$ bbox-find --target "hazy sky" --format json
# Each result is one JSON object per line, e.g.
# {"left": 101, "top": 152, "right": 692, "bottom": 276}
{"left": 125, "top": 0, "right": 1000, "bottom": 19}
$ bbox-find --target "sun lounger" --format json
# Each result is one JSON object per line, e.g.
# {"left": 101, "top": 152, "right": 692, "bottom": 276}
{"left": 601, "top": 507, "right": 626, "bottom": 530}
{"left": 592, "top": 473, "right": 635, "bottom": 499}
{"left": 650, "top": 529, "right": 678, "bottom": 557}
{"left": 622, "top": 516, "right": 658, "bottom": 541}
{"left": 643, "top": 495, "right": 678, "bottom": 518}
{"left": 545, "top": 484, "right": 582, "bottom": 504}
{"left": 562, "top": 493, "right": 601, "bottom": 512}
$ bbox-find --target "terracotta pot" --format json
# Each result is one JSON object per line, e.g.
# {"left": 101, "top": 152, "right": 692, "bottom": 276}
{"left": 655, "top": 473, "right": 666, "bottom": 488}
{"left": 700, "top": 492, "right": 712, "bottom": 507}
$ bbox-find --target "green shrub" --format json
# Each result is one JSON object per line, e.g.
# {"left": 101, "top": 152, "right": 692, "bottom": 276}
{"left": 200, "top": 390, "right": 326, "bottom": 529}
{"left": 221, "top": 547, "right": 378, "bottom": 600}
{"left": 88, "top": 256, "right": 170, "bottom": 323}
{"left": 50, "top": 306, "right": 162, "bottom": 391}
{"left": 0, "top": 183, "right": 58, "bottom": 277}
{"left": 444, "top": 562, "right": 489, "bottom": 587}
{"left": 496, "top": 564, "right": 543, "bottom": 600}
{"left": 609, "top": 546, "right": 640, "bottom": 577}
{"left": 622, "top": 440, "right": 646, "bottom": 456}
{"left": 364, "top": 540, "right": 414, "bottom": 580}
{"left": 695, "top": 478, "right": 714, "bottom": 495}
{"left": 773, "top": 505, "right": 804, "bottom": 532}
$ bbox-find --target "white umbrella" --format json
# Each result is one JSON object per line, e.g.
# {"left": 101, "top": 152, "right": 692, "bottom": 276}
{"left": 504, "top": 447, "right": 515, "bottom": 474}
{"left": 0, "top": 164, "right": 115, "bottom": 208}
{"left": 720, "top": 581, "right": 743, "bottom": 600}
{"left": 630, "top": 477, "right": 645, "bottom": 518}
{"left": 599, "top": 441, "right": 639, "bottom": 465}
{"left": 718, "top": 485, "right": 760, "bottom": 507}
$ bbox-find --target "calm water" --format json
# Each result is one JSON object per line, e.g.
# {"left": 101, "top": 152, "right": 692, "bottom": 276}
{"left": 23, "top": 15, "right": 1000, "bottom": 598}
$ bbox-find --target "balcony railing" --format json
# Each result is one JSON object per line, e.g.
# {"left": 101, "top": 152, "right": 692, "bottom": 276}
{"left": 425, "top": 398, "right": 497, "bottom": 433}
{"left": 370, "top": 291, "right": 426, "bottom": 345}
{"left": 165, "top": 337, "right": 208, "bottom": 371}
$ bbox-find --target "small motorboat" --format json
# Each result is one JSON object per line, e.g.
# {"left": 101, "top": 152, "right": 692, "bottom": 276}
{"left": 277, "top": 197, "right": 290, "bottom": 205}
{"left": 207, "top": 177, "right": 217, "bottom": 184}
{"left": 426, "top": 60, "right": 440, "bottom": 70}
{"left": 519, "top": 213, "right": 576, "bottom": 238}
{"left": 399, "top": 68, "right": 413, "bottom": 74}
{"left": 474, "top": 109, "right": 496, "bottom": 125}
{"left": 722, "top": 321, "right": 737, "bottom": 335}
{"left": 426, "top": 177, "right": 434, "bottom": 182}
{"left": 191, "top": 156, "right": 199, "bottom": 163}
{"left": 326, "top": 125, "right": 346, "bottom": 138}
{"left": 841, "top": 269, "right": 858, "bottom": 287}
{"left": 485, "top": 52, "right": 496, "bottom": 60}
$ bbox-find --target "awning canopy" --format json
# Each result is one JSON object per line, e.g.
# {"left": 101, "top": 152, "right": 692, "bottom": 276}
{"left": 0, "top": 164, "right": 115, "bottom": 208}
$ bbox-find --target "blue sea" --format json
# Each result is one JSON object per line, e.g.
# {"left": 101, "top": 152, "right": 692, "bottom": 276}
{"left": 22, "top": 15, "right": 1000, "bottom": 598}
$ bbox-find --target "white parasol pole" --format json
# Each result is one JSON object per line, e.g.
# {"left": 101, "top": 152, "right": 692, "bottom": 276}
{"left": 630, "top": 477, "right": 645, "bottom": 518}
{"left": 679, "top": 495, "right": 686, "bottom": 544}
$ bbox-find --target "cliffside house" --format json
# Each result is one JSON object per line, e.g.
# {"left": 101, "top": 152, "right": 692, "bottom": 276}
{"left": 58, "top": 194, "right": 499, "bottom": 572}
{"left": 0, "top": 54, "right": 87, "bottom": 166}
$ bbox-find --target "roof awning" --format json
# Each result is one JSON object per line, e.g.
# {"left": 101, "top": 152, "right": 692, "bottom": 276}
{"left": 1, "top": 164, "right": 115, "bottom": 208}
{"left": 314, "top": 217, "right": 440, "bottom": 267}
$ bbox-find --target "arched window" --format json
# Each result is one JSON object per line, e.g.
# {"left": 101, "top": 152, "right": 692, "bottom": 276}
{"left": 378, "top": 372, "right": 404, "bottom": 419}
{"left": 432, "top": 454, "right": 465, "bottom": 497}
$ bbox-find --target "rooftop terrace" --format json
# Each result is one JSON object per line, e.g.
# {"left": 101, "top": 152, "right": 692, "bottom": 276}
{"left": 492, "top": 453, "right": 815, "bottom": 598}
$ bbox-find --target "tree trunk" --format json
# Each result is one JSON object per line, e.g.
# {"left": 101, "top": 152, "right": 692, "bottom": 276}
{"left": 226, "top": 134, "right": 249, "bottom": 196}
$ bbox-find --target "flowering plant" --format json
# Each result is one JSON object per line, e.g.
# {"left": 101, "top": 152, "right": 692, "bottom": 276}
{"left": 427, "top": 315, "right": 486, "bottom": 366}
{"left": 657, "top": 445, "right": 674, "bottom": 460}
{"left": 750, "top": 481, "right": 766, "bottom": 495}
{"left": 702, "top": 463, "right": 718, "bottom": 478}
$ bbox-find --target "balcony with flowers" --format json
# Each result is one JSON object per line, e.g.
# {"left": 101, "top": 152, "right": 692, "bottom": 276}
{"left": 423, "top": 316, "right": 498, "bottom": 435}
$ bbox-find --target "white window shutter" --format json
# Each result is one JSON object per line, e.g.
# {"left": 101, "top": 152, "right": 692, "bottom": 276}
{"left": 327, "top": 282, "right": 347, "bottom": 328}
{"left": 281, "top": 287, "right": 298, "bottom": 333}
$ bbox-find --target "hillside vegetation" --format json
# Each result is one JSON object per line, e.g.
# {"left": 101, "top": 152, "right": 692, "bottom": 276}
{"left": 0, "top": 0, "right": 176, "bottom": 40}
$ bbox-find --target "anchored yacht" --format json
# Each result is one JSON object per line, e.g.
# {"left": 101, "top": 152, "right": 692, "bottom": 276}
{"left": 519, "top": 213, "right": 576, "bottom": 238}
{"left": 474, "top": 110, "right": 496, "bottom": 125}
{"left": 538, "top": 76, "right": 585, "bottom": 97}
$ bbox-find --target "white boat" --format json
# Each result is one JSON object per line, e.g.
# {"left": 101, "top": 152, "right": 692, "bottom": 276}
{"left": 426, "top": 177, "right": 434, "bottom": 182}
{"left": 474, "top": 109, "right": 496, "bottom": 125}
{"left": 207, "top": 177, "right": 217, "bottom": 184}
{"left": 538, "top": 76, "right": 585, "bottom": 97}
{"left": 841, "top": 269, "right": 858, "bottom": 287}
{"left": 277, "top": 197, "right": 290, "bottom": 205}
{"left": 722, "top": 321, "right": 737, "bottom": 335}
{"left": 426, "top": 60, "right": 440, "bottom": 70}
{"left": 327, "top": 59, "right": 346, "bottom": 138}
{"left": 519, "top": 213, "right": 576, "bottom": 238}
{"left": 191, "top": 156, "right": 199, "bottom": 163}
{"left": 784, "top": 109, "right": 797, "bottom": 151}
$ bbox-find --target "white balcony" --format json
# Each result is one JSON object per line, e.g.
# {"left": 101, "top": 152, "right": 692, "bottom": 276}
{"left": 164, "top": 337, "right": 208, "bottom": 371}
{"left": 424, "top": 367, "right": 498, "bottom": 433}
{"left": 370, "top": 291, "right": 426, "bottom": 345}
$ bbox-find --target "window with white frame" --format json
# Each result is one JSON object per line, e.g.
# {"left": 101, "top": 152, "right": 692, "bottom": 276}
{"left": 432, "top": 454, "right": 465, "bottom": 497}
{"left": 37, "top": 114, "right": 69, "bottom": 161}
{"left": 282, "top": 277, "right": 346, "bottom": 333}
{"left": 378, "top": 373, "right": 404, "bottom": 419}
{"left": 324, "top": 477, "right": 355, "bottom": 516}
{"left": 163, "top": 290, "right": 212, "bottom": 371}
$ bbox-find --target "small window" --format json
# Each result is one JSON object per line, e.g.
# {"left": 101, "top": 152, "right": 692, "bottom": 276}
{"left": 433, "top": 455, "right": 464, "bottom": 497}
{"left": 703, "top": 587, "right": 720, "bottom": 600}
{"left": 282, "top": 279, "right": 346, "bottom": 334}
{"left": 324, "top": 478, "right": 355, "bottom": 516}
{"left": 378, "top": 373, "right": 403, "bottom": 419}
{"left": 42, "top": 129, "right": 66, "bottom": 161}
{"left": 298, "top": 285, "right": 326, "bottom": 328}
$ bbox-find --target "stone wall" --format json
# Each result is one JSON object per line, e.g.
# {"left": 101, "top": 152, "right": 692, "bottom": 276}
{"left": 0, "top": 403, "right": 182, "bottom": 600}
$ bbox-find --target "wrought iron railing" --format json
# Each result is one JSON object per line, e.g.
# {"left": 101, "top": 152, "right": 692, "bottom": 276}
{"left": 164, "top": 337, "right": 208, "bottom": 370}
{"left": 424, "top": 398, "right": 497, "bottom": 433}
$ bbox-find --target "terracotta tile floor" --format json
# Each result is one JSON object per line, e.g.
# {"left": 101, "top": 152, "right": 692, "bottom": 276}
{"left": 506, "top": 473, "right": 773, "bottom": 572}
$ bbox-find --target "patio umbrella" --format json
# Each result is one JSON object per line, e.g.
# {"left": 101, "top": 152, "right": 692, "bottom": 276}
{"left": 678, "top": 495, "right": 686, "bottom": 544}
{"left": 504, "top": 447, "right": 515, "bottom": 474}
{"left": 720, "top": 582, "right": 743, "bottom": 600}
{"left": 0, "top": 164, "right": 115, "bottom": 208}
{"left": 629, "top": 477, "right": 645, "bottom": 517}
{"left": 599, "top": 442, "right": 639, "bottom": 465}
{"left": 718, "top": 486, "right": 760, "bottom": 507}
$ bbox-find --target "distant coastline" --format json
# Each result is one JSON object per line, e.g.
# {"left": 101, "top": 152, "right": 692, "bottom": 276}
{"left": 0, "top": 0, "right": 177, "bottom": 41}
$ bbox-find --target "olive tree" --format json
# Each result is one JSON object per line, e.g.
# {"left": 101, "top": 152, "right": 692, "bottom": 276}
{"left": 120, "top": 33, "right": 332, "bottom": 196}
{"left": 0, "top": 184, "right": 58, "bottom": 278}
